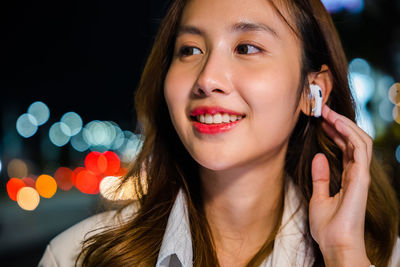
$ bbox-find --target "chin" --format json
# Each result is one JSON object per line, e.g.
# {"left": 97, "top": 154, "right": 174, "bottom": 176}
{"left": 191, "top": 154, "right": 238, "bottom": 172}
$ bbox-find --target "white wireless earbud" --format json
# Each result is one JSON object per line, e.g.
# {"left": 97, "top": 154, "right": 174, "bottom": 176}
{"left": 309, "top": 84, "right": 322, "bottom": 117}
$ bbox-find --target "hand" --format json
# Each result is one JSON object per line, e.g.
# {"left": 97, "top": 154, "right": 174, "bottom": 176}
{"left": 309, "top": 105, "right": 372, "bottom": 267}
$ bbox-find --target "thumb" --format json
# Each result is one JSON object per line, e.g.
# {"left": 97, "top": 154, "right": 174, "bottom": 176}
{"left": 311, "top": 153, "right": 331, "bottom": 200}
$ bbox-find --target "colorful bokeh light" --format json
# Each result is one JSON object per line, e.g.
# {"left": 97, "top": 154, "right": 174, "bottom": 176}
{"left": 27, "top": 101, "right": 50, "bottom": 126}
{"left": 22, "top": 177, "right": 36, "bottom": 188}
{"left": 54, "top": 167, "right": 73, "bottom": 191}
{"left": 49, "top": 122, "right": 71, "bottom": 147}
{"left": 17, "top": 187, "right": 40, "bottom": 211}
{"left": 16, "top": 113, "right": 38, "bottom": 138}
{"left": 36, "top": 174, "right": 57, "bottom": 198}
{"left": 7, "top": 178, "right": 26, "bottom": 201}
{"left": 7, "top": 158, "right": 28, "bottom": 178}
{"left": 75, "top": 169, "right": 99, "bottom": 194}
{"left": 60, "top": 112, "right": 83, "bottom": 136}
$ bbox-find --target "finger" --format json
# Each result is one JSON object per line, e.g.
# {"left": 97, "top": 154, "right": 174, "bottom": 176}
{"left": 321, "top": 121, "right": 347, "bottom": 154}
{"left": 311, "top": 153, "right": 331, "bottom": 200}
{"left": 334, "top": 119, "right": 369, "bottom": 165}
{"left": 322, "top": 105, "right": 373, "bottom": 162}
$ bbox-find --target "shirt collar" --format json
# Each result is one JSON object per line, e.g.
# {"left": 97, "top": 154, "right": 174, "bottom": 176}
{"left": 156, "top": 190, "right": 193, "bottom": 267}
{"left": 155, "top": 178, "right": 313, "bottom": 267}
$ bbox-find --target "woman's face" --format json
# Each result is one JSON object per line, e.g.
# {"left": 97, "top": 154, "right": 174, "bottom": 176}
{"left": 164, "top": 0, "right": 304, "bottom": 171}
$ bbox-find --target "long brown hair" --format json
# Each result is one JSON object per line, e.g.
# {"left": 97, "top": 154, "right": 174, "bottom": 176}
{"left": 77, "top": 0, "right": 399, "bottom": 266}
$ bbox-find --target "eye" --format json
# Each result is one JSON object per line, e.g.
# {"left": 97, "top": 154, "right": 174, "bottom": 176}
{"left": 236, "top": 44, "right": 262, "bottom": 55}
{"left": 177, "top": 46, "right": 202, "bottom": 57}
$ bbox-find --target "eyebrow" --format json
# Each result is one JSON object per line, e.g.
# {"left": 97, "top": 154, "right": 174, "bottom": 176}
{"left": 230, "top": 22, "right": 279, "bottom": 39}
{"left": 176, "top": 21, "right": 280, "bottom": 39}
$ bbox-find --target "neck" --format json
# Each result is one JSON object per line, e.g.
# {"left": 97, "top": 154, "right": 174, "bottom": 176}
{"left": 200, "top": 149, "right": 286, "bottom": 265}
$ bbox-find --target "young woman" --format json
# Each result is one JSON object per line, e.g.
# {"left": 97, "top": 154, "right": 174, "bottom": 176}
{"left": 39, "top": 0, "right": 400, "bottom": 266}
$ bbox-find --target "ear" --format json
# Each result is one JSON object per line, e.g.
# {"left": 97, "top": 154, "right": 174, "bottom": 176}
{"left": 299, "top": 64, "right": 333, "bottom": 116}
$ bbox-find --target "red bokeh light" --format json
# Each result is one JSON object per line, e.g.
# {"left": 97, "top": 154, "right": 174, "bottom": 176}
{"left": 103, "top": 151, "right": 120, "bottom": 176}
{"left": 7, "top": 178, "right": 26, "bottom": 201}
{"left": 54, "top": 167, "right": 73, "bottom": 191}
{"left": 75, "top": 169, "right": 99, "bottom": 194}
{"left": 71, "top": 167, "right": 85, "bottom": 185}
{"left": 85, "top": 151, "right": 103, "bottom": 175}
{"left": 85, "top": 151, "right": 121, "bottom": 176}
{"left": 21, "top": 177, "right": 36, "bottom": 188}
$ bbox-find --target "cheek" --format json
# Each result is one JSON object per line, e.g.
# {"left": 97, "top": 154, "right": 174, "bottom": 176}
{"left": 233, "top": 63, "right": 300, "bottom": 115}
{"left": 164, "top": 68, "right": 187, "bottom": 118}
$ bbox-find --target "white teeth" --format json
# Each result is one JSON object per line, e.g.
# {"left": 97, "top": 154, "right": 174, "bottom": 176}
{"left": 200, "top": 114, "right": 205, "bottom": 123}
{"left": 205, "top": 114, "right": 213, "bottom": 124}
{"left": 195, "top": 113, "right": 244, "bottom": 124}
{"left": 222, "top": 113, "right": 230, "bottom": 123}
{"left": 213, "top": 113, "right": 222, "bottom": 123}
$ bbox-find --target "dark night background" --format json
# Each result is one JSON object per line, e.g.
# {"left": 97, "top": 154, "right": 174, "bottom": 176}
{"left": 1, "top": 0, "right": 400, "bottom": 266}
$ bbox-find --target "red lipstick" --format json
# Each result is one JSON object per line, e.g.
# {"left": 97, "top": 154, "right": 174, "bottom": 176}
{"left": 189, "top": 106, "right": 245, "bottom": 134}
{"left": 189, "top": 106, "right": 244, "bottom": 117}
{"left": 192, "top": 120, "right": 242, "bottom": 134}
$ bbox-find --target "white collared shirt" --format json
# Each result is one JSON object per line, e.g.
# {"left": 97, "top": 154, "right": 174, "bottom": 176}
{"left": 39, "top": 180, "right": 400, "bottom": 267}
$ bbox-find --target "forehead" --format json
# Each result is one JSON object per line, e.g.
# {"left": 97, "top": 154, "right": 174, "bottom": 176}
{"left": 179, "top": 0, "right": 297, "bottom": 41}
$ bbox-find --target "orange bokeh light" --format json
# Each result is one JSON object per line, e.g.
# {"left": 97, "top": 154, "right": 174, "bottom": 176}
{"left": 7, "top": 178, "right": 26, "bottom": 201}
{"left": 36, "top": 174, "right": 57, "bottom": 198}
{"left": 75, "top": 169, "right": 99, "bottom": 194}
{"left": 21, "top": 177, "right": 36, "bottom": 188}
{"left": 54, "top": 167, "right": 73, "bottom": 191}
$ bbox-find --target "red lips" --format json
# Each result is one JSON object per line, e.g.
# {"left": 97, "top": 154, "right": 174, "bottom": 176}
{"left": 189, "top": 106, "right": 244, "bottom": 117}
{"left": 189, "top": 106, "right": 245, "bottom": 134}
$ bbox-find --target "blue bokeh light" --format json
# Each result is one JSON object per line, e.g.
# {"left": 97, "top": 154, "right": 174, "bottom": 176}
{"left": 27, "top": 101, "right": 50, "bottom": 126}
{"left": 16, "top": 113, "right": 38, "bottom": 138}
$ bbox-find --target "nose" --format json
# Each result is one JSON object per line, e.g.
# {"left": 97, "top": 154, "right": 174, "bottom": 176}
{"left": 192, "top": 52, "right": 231, "bottom": 97}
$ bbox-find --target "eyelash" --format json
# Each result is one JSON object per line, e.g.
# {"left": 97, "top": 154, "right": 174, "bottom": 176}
{"left": 176, "top": 43, "right": 263, "bottom": 57}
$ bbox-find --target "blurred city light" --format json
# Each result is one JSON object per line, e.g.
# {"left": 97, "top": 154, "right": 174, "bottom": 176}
{"left": 27, "top": 101, "right": 50, "bottom": 126}
{"left": 389, "top": 83, "right": 400, "bottom": 106}
{"left": 83, "top": 120, "right": 118, "bottom": 151}
{"left": 49, "top": 122, "right": 71, "bottom": 147}
{"left": 71, "top": 167, "right": 85, "bottom": 185}
{"left": 118, "top": 131, "right": 143, "bottom": 163}
{"left": 393, "top": 106, "right": 400, "bottom": 124}
{"left": 16, "top": 113, "right": 38, "bottom": 138}
{"left": 111, "top": 123, "right": 125, "bottom": 150}
{"left": 100, "top": 175, "right": 135, "bottom": 201}
{"left": 70, "top": 131, "right": 90, "bottom": 152}
{"left": 36, "top": 174, "right": 57, "bottom": 198}
{"left": 7, "top": 178, "right": 26, "bottom": 201}
{"left": 348, "top": 58, "right": 375, "bottom": 138}
{"left": 379, "top": 99, "right": 395, "bottom": 122}
{"left": 17, "top": 187, "right": 40, "bottom": 211}
{"left": 7, "top": 159, "right": 28, "bottom": 178}
{"left": 60, "top": 112, "right": 83, "bottom": 136}
{"left": 54, "top": 167, "right": 73, "bottom": 191}
{"left": 21, "top": 177, "right": 35, "bottom": 188}
{"left": 75, "top": 169, "right": 99, "bottom": 194}
{"left": 322, "top": 0, "right": 364, "bottom": 13}
{"left": 396, "top": 145, "right": 400, "bottom": 163}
